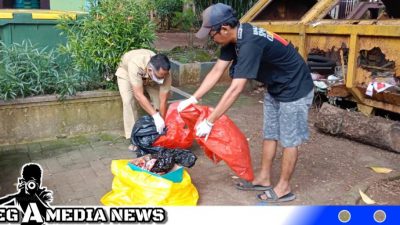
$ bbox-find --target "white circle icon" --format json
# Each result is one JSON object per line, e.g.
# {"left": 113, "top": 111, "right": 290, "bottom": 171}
{"left": 374, "top": 210, "right": 386, "bottom": 223}
{"left": 338, "top": 210, "right": 351, "bottom": 223}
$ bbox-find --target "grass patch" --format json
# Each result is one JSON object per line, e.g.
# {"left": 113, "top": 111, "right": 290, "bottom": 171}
{"left": 99, "top": 133, "right": 116, "bottom": 142}
{"left": 166, "top": 46, "right": 218, "bottom": 63}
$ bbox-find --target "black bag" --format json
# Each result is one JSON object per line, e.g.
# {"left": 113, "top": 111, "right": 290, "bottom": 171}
{"left": 131, "top": 116, "right": 197, "bottom": 169}
{"left": 131, "top": 115, "right": 164, "bottom": 157}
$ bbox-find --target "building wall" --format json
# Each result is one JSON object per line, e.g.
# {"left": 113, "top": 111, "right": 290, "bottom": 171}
{"left": 50, "top": 0, "right": 85, "bottom": 11}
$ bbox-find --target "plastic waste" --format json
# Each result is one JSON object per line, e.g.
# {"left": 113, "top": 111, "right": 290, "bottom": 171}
{"left": 153, "top": 103, "right": 194, "bottom": 149}
{"left": 101, "top": 160, "right": 199, "bottom": 206}
{"left": 151, "top": 150, "right": 175, "bottom": 173}
{"left": 313, "top": 80, "right": 328, "bottom": 90}
{"left": 130, "top": 115, "right": 164, "bottom": 156}
{"left": 170, "top": 149, "right": 197, "bottom": 168}
{"left": 130, "top": 102, "right": 254, "bottom": 181}
{"left": 180, "top": 104, "right": 254, "bottom": 181}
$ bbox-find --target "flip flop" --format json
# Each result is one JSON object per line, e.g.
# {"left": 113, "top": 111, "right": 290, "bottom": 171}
{"left": 257, "top": 189, "right": 296, "bottom": 203}
{"left": 235, "top": 180, "right": 272, "bottom": 191}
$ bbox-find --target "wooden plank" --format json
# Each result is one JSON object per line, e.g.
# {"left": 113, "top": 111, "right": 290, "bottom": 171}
{"left": 251, "top": 22, "right": 302, "bottom": 34}
{"left": 357, "top": 103, "right": 374, "bottom": 117}
{"left": 346, "top": 34, "right": 359, "bottom": 89}
{"left": 252, "top": 22, "right": 400, "bottom": 38}
{"left": 301, "top": 0, "right": 339, "bottom": 23}
{"left": 306, "top": 24, "right": 400, "bottom": 37}
{"left": 240, "top": 0, "right": 272, "bottom": 23}
{"left": 328, "top": 85, "right": 351, "bottom": 98}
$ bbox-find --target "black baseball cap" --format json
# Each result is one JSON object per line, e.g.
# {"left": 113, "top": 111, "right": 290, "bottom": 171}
{"left": 196, "top": 3, "right": 236, "bottom": 39}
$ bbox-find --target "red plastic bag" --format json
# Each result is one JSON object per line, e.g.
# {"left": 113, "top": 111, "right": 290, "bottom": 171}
{"left": 180, "top": 104, "right": 254, "bottom": 181}
{"left": 153, "top": 103, "right": 194, "bottom": 149}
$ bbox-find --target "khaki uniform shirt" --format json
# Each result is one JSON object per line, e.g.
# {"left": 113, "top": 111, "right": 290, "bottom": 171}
{"left": 115, "top": 49, "right": 171, "bottom": 92}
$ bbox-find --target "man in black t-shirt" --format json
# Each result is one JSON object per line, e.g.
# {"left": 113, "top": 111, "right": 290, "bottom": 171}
{"left": 177, "top": 3, "right": 314, "bottom": 203}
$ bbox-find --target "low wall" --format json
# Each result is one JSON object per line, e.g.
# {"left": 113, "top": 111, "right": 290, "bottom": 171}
{"left": 170, "top": 60, "right": 231, "bottom": 86}
{"left": 0, "top": 63, "right": 231, "bottom": 145}
{"left": 0, "top": 91, "right": 123, "bottom": 145}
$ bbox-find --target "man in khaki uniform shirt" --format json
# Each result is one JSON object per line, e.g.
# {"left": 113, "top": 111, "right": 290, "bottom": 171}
{"left": 116, "top": 49, "right": 172, "bottom": 142}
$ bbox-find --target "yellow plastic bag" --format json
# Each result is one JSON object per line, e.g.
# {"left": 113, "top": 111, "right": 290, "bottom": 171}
{"left": 101, "top": 160, "right": 199, "bottom": 206}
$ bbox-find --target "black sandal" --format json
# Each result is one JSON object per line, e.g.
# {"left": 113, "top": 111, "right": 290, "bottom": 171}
{"left": 235, "top": 180, "right": 272, "bottom": 191}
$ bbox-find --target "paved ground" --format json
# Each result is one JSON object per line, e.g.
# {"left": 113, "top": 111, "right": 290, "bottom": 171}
{"left": 1, "top": 85, "right": 399, "bottom": 206}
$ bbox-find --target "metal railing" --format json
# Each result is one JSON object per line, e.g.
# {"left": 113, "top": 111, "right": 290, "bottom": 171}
{"left": 329, "top": 0, "right": 385, "bottom": 19}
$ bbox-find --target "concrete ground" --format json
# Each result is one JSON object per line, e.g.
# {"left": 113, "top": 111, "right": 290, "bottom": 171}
{"left": 1, "top": 85, "right": 399, "bottom": 206}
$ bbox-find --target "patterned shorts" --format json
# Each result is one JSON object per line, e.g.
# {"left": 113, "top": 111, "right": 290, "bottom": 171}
{"left": 263, "top": 90, "right": 314, "bottom": 148}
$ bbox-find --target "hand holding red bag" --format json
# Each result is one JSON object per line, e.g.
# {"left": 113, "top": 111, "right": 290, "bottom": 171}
{"left": 153, "top": 102, "right": 254, "bottom": 181}
{"left": 153, "top": 103, "right": 194, "bottom": 149}
{"left": 180, "top": 104, "right": 254, "bottom": 181}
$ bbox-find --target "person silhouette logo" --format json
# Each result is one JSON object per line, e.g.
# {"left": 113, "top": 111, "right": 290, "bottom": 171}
{"left": 0, "top": 163, "right": 53, "bottom": 225}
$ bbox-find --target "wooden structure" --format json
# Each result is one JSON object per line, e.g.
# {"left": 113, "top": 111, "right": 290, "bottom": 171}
{"left": 241, "top": 0, "right": 400, "bottom": 115}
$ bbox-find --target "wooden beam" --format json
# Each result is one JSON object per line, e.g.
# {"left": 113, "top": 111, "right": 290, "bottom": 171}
{"left": 240, "top": 0, "right": 271, "bottom": 23}
{"left": 362, "top": 98, "right": 400, "bottom": 114}
{"left": 250, "top": 22, "right": 302, "bottom": 34}
{"left": 252, "top": 22, "right": 400, "bottom": 37}
{"left": 299, "top": 25, "right": 307, "bottom": 58}
{"left": 301, "top": 0, "right": 339, "bottom": 24}
{"left": 346, "top": 34, "right": 359, "bottom": 89}
{"left": 305, "top": 23, "right": 400, "bottom": 37}
{"left": 357, "top": 103, "right": 374, "bottom": 117}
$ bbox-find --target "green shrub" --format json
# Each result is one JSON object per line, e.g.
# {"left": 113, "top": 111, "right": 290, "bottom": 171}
{"left": 57, "top": 0, "right": 156, "bottom": 82}
{"left": 172, "top": 9, "right": 198, "bottom": 47}
{"left": 0, "top": 41, "right": 102, "bottom": 100}
{"left": 195, "top": 0, "right": 257, "bottom": 18}
{"left": 154, "top": 0, "right": 183, "bottom": 30}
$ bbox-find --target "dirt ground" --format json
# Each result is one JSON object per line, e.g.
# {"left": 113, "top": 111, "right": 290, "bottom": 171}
{"left": 154, "top": 32, "right": 207, "bottom": 50}
{"left": 364, "top": 177, "right": 400, "bottom": 205}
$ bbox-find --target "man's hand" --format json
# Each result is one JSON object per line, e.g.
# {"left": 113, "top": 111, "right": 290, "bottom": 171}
{"left": 177, "top": 96, "right": 198, "bottom": 112}
{"left": 196, "top": 119, "right": 214, "bottom": 141}
{"left": 152, "top": 112, "right": 165, "bottom": 134}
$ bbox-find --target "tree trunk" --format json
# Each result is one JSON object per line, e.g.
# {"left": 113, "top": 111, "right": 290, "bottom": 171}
{"left": 315, "top": 103, "right": 400, "bottom": 153}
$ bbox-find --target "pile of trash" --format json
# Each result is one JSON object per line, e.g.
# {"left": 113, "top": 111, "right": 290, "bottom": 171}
{"left": 308, "top": 45, "right": 400, "bottom": 96}
{"left": 130, "top": 149, "right": 197, "bottom": 174}
{"left": 308, "top": 46, "right": 347, "bottom": 92}
{"left": 101, "top": 102, "right": 254, "bottom": 206}
{"left": 359, "top": 47, "right": 399, "bottom": 96}
{"left": 102, "top": 113, "right": 199, "bottom": 206}
{"left": 131, "top": 102, "right": 254, "bottom": 181}
{"left": 130, "top": 115, "right": 197, "bottom": 175}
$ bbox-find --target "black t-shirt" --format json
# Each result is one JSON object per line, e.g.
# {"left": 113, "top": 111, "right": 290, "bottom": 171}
{"left": 220, "top": 23, "right": 313, "bottom": 102}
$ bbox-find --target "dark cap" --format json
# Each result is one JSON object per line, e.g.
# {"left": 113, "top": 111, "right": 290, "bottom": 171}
{"left": 196, "top": 3, "right": 235, "bottom": 39}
